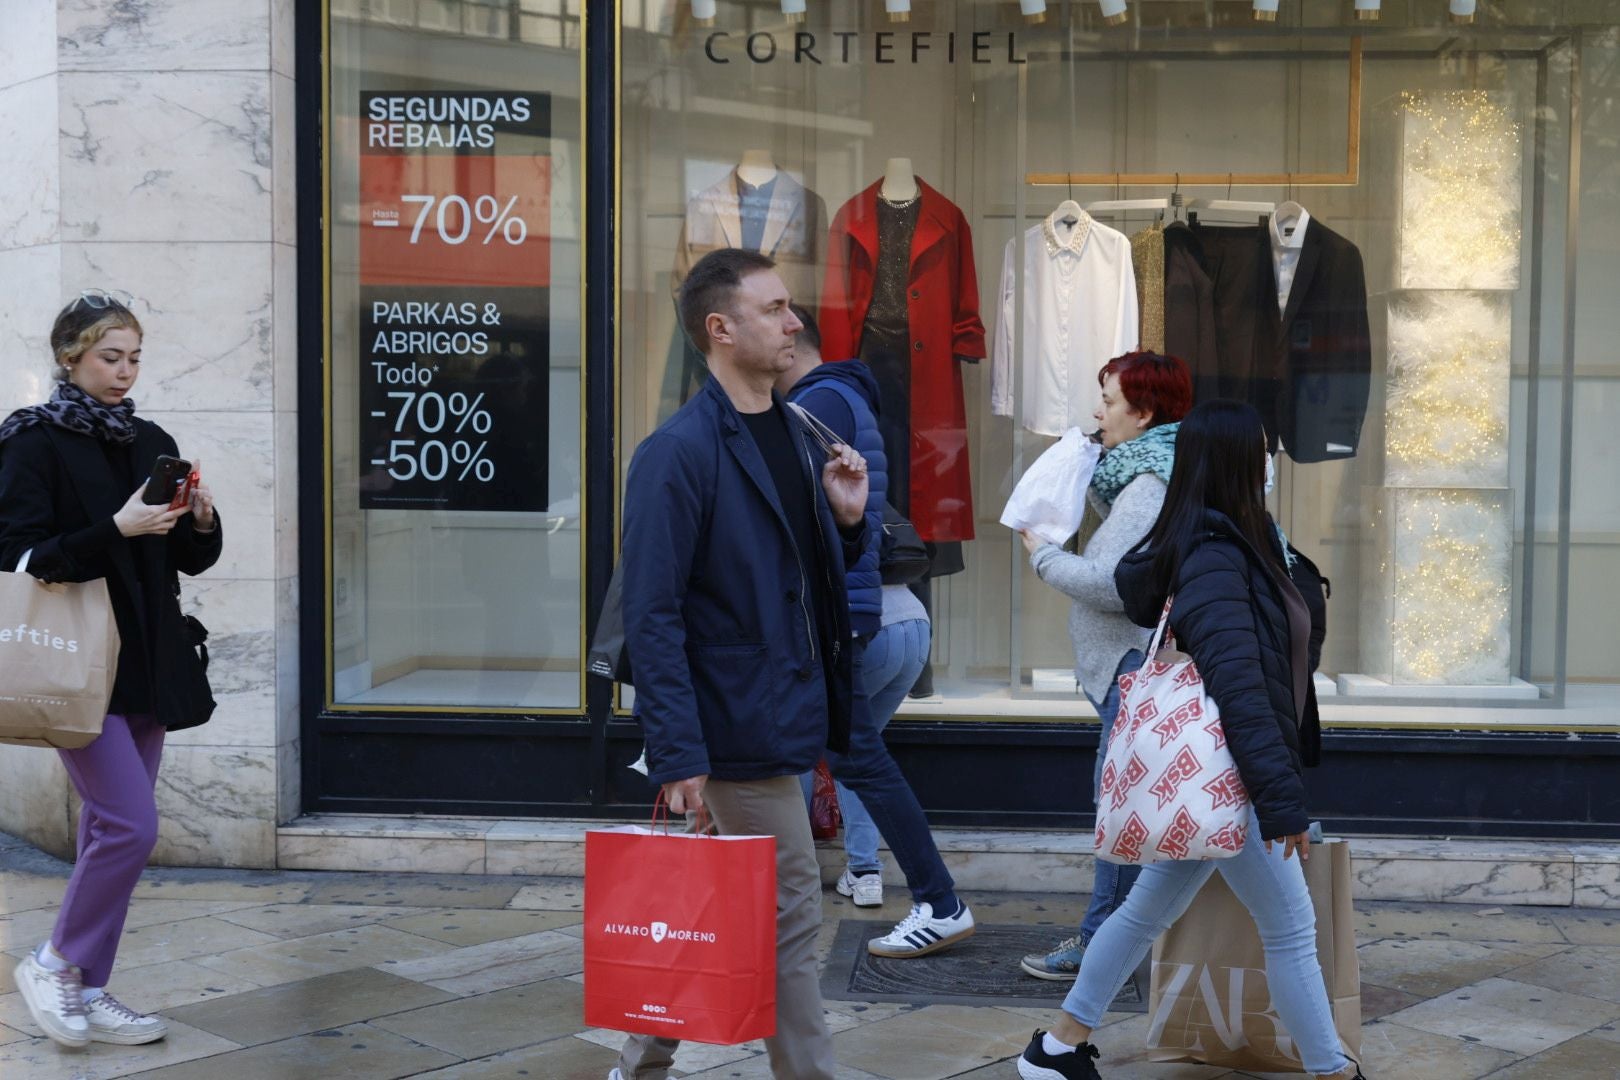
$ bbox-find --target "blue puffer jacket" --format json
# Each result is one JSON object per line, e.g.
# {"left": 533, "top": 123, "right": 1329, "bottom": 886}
{"left": 622, "top": 377, "right": 866, "bottom": 786}
{"left": 788, "top": 361, "right": 885, "bottom": 638}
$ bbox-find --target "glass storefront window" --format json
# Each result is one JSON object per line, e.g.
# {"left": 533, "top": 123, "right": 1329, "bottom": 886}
{"left": 618, "top": 1, "right": 1616, "bottom": 729}
{"left": 326, "top": 0, "right": 585, "bottom": 710}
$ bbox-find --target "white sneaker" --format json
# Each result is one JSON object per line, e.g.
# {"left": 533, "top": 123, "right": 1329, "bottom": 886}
{"left": 866, "top": 900, "right": 975, "bottom": 958}
{"left": 13, "top": 954, "right": 89, "bottom": 1048}
{"left": 836, "top": 867, "right": 884, "bottom": 908}
{"left": 84, "top": 992, "right": 167, "bottom": 1045}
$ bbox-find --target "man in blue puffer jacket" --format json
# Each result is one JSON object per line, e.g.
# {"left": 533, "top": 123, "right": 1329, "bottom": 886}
{"left": 777, "top": 305, "right": 973, "bottom": 959}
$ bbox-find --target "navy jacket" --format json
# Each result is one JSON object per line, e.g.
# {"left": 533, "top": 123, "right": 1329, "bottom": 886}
{"left": 1115, "top": 511, "right": 1318, "bottom": 840}
{"left": 622, "top": 376, "right": 865, "bottom": 786}
{"left": 788, "top": 361, "right": 884, "bottom": 638}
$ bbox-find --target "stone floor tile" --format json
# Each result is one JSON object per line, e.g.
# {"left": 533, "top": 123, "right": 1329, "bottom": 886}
{"left": 1358, "top": 982, "right": 1425, "bottom": 1022}
{"left": 1353, "top": 902, "right": 1567, "bottom": 945}
{"left": 1301, "top": 1018, "right": 1521, "bottom": 1079}
{"left": 1504, "top": 945, "right": 1620, "bottom": 1005}
{"left": 371, "top": 978, "right": 584, "bottom": 1057}
{"left": 1479, "top": 1032, "right": 1620, "bottom": 1077}
{"left": 381, "top": 929, "right": 582, "bottom": 994}
{"left": 681, "top": 1058, "right": 889, "bottom": 1079}
{"left": 1353, "top": 938, "right": 1572, "bottom": 999}
{"left": 1070, "top": 1013, "right": 1239, "bottom": 1079}
{"left": 101, "top": 958, "right": 266, "bottom": 1013}
{"left": 507, "top": 879, "right": 585, "bottom": 911}
{"left": 408, "top": 1034, "right": 619, "bottom": 1079}
{"left": 1383, "top": 976, "right": 1620, "bottom": 1056}
{"left": 1547, "top": 909, "right": 1620, "bottom": 946}
{"left": 0, "top": 1019, "right": 241, "bottom": 1079}
{"left": 380, "top": 907, "right": 582, "bottom": 946}
{"left": 190, "top": 924, "right": 456, "bottom": 988}
{"left": 0, "top": 876, "right": 71, "bottom": 917}
{"left": 0, "top": 1021, "right": 28, "bottom": 1046}
{"left": 956, "top": 891, "right": 1080, "bottom": 929}
{"left": 76, "top": 917, "right": 282, "bottom": 971}
{"left": 826, "top": 1000, "right": 926, "bottom": 1026}
{"left": 829, "top": 1003, "right": 1040, "bottom": 1080}
{"left": 122, "top": 1022, "right": 457, "bottom": 1079}
{"left": 166, "top": 967, "right": 455, "bottom": 1045}
{"left": 1591, "top": 1021, "right": 1620, "bottom": 1045}
{"left": 215, "top": 904, "right": 434, "bottom": 939}
{"left": 302, "top": 875, "right": 521, "bottom": 910}
{"left": 132, "top": 877, "right": 312, "bottom": 905}
{"left": 0, "top": 961, "right": 15, "bottom": 996}
{"left": 575, "top": 1026, "right": 762, "bottom": 1072}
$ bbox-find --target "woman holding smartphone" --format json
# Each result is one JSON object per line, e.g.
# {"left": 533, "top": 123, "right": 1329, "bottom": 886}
{"left": 0, "top": 291, "right": 221, "bottom": 1049}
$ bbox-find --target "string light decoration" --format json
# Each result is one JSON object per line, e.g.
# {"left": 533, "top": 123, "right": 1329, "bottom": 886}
{"left": 1397, "top": 91, "right": 1522, "bottom": 290}
{"left": 1383, "top": 490, "right": 1513, "bottom": 684}
{"left": 1385, "top": 292, "right": 1511, "bottom": 487}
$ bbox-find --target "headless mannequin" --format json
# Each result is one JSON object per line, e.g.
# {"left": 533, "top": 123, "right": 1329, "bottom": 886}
{"left": 879, "top": 157, "right": 919, "bottom": 202}
{"left": 1273, "top": 199, "right": 1307, "bottom": 240}
{"left": 736, "top": 148, "right": 778, "bottom": 187}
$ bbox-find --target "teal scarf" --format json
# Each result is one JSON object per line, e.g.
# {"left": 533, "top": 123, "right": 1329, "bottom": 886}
{"left": 1089, "top": 422, "right": 1179, "bottom": 511}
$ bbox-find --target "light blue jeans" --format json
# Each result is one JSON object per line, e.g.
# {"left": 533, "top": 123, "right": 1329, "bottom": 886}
{"left": 1078, "top": 649, "right": 1145, "bottom": 944}
{"left": 1061, "top": 807, "right": 1351, "bottom": 1077}
{"left": 801, "top": 618, "right": 931, "bottom": 873}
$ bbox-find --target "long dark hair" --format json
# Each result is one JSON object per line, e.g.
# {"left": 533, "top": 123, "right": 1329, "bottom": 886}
{"left": 1141, "top": 399, "right": 1284, "bottom": 597}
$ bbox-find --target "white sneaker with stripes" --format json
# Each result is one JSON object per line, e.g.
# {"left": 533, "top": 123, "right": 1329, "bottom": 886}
{"left": 866, "top": 900, "right": 975, "bottom": 958}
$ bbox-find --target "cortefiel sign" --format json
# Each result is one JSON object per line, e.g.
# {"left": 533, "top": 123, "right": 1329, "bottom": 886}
{"left": 357, "top": 90, "right": 552, "bottom": 512}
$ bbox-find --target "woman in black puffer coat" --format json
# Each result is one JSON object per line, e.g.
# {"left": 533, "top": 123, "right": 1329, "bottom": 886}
{"left": 1017, "top": 400, "right": 1362, "bottom": 1080}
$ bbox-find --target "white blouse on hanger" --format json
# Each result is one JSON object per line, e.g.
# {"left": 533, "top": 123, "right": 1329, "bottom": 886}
{"left": 991, "top": 208, "right": 1139, "bottom": 437}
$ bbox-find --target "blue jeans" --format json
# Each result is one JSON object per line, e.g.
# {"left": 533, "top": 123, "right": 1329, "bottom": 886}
{"left": 1078, "top": 649, "right": 1145, "bottom": 944}
{"left": 837, "top": 619, "right": 930, "bottom": 872}
{"left": 1061, "top": 807, "right": 1351, "bottom": 1076}
{"left": 802, "top": 623, "right": 955, "bottom": 906}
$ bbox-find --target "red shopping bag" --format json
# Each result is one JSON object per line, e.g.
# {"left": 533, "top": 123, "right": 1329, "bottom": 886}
{"left": 584, "top": 808, "right": 777, "bottom": 1044}
{"left": 810, "top": 759, "right": 841, "bottom": 841}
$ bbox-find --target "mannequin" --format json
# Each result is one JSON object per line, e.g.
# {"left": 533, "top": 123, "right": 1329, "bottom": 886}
{"left": 1273, "top": 199, "right": 1308, "bottom": 240}
{"left": 736, "top": 148, "right": 778, "bottom": 187}
{"left": 879, "top": 157, "right": 919, "bottom": 203}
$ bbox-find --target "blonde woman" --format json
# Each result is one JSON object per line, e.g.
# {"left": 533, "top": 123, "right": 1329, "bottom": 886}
{"left": 0, "top": 291, "right": 220, "bottom": 1048}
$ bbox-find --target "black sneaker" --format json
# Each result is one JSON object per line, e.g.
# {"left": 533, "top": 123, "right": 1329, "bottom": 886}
{"left": 1017, "top": 1030, "right": 1101, "bottom": 1080}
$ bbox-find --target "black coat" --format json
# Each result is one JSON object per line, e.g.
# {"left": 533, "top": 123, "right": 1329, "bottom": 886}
{"left": 0, "top": 419, "right": 222, "bottom": 731}
{"left": 1115, "top": 511, "right": 1320, "bottom": 841}
{"left": 1190, "top": 218, "right": 1371, "bottom": 462}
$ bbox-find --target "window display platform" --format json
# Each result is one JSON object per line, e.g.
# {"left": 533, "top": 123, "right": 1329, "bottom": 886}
{"left": 342, "top": 668, "right": 580, "bottom": 708}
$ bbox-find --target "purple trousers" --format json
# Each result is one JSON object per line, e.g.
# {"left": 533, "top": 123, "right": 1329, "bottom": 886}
{"left": 52, "top": 713, "right": 164, "bottom": 988}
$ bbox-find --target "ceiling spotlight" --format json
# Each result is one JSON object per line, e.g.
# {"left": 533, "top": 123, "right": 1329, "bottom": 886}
{"left": 691, "top": 0, "right": 716, "bottom": 25}
{"left": 886, "top": 0, "right": 910, "bottom": 23}
{"left": 1448, "top": 0, "right": 1475, "bottom": 22}
{"left": 1098, "top": 0, "right": 1128, "bottom": 25}
{"left": 1354, "top": 0, "right": 1380, "bottom": 20}
{"left": 781, "top": 0, "right": 805, "bottom": 21}
{"left": 1020, "top": 0, "right": 1048, "bottom": 23}
{"left": 1253, "top": 0, "right": 1278, "bottom": 20}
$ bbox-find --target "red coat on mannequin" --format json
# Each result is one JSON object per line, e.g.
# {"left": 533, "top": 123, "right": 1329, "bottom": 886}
{"left": 819, "top": 179, "right": 986, "bottom": 542}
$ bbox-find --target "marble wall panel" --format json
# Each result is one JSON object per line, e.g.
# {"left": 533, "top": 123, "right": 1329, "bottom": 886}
{"left": 274, "top": 411, "right": 299, "bottom": 578}
{"left": 58, "top": 72, "right": 271, "bottom": 244}
{"left": 152, "top": 744, "right": 278, "bottom": 868}
{"left": 0, "top": 1, "right": 58, "bottom": 92}
{"left": 163, "top": 577, "right": 277, "bottom": 749}
{"left": 141, "top": 410, "right": 275, "bottom": 580}
{"left": 0, "top": 74, "right": 61, "bottom": 251}
{"left": 0, "top": 246, "right": 62, "bottom": 411}
{"left": 272, "top": 73, "right": 296, "bottom": 246}
{"left": 57, "top": 0, "right": 271, "bottom": 72}
{"left": 1573, "top": 849, "right": 1620, "bottom": 909}
{"left": 1353, "top": 854, "right": 1575, "bottom": 906}
{"left": 61, "top": 243, "right": 273, "bottom": 412}
{"left": 275, "top": 575, "right": 300, "bottom": 822}
{"left": 0, "top": 750, "right": 73, "bottom": 860}
{"left": 272, "top": 0, "right": 296, "bottom": 80}
{"left": 273, "top": 242, "right": 298, "bottom": 412}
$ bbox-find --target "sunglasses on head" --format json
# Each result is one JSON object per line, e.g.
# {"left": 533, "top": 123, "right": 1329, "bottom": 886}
{"left": 75, "top": 288, "right": 135, "bottom": 311}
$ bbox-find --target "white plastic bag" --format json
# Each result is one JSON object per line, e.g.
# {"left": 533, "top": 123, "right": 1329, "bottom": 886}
{"left": 999, "top": 428, "right": 1102, "bottom": 546}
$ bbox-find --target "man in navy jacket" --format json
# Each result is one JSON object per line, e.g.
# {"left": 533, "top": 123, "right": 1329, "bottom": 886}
{"left": 614, "top": 249, "right": 868, "bottom": 1080}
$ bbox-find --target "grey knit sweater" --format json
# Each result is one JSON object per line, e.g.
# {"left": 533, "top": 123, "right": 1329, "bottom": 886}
{"left": 1029, "top": 473, "right": 1167, "bottom": 704}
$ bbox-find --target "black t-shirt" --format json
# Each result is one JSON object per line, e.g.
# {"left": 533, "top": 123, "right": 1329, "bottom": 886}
{"left": 741, "top": 404, "right": 828, "bottom": 635}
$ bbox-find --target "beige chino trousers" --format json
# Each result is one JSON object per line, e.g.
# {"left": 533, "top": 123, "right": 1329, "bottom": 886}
{"left": 616, "top": 774, "right": 835, "bottom": 1080}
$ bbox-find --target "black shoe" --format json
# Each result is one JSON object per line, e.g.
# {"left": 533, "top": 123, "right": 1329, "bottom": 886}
{"left": 1017, "top": 1030, "right": 1101, "bottom": 1080}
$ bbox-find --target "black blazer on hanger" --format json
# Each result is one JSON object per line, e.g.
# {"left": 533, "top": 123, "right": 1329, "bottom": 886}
{"left": 1190, "top": 217, "right": 1371, "bottom": 462}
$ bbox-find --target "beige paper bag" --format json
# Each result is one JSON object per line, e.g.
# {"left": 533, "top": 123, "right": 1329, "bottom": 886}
{"left": 1146, "top": 839, "right": 1361, "bottom": 1072}
{"left": 0, "top": 557, "right": 120, "bottom": 749}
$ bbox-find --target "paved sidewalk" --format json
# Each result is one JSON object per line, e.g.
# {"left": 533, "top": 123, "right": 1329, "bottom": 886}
{"left": 2, "top": 831, "right": 1617, "bottom": 1079}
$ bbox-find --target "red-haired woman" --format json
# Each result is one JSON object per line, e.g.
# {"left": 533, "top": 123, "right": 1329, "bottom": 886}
{"left": 1015, "top": 351, "right": 1192, "bottom": 982}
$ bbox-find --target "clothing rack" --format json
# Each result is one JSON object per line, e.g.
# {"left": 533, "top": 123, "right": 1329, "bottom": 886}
{"left": 1027, "top": 37, "right": 1363, "bottom": 189}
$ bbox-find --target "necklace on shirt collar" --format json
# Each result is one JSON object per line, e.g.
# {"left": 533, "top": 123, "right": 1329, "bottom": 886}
{"left": 1042, "top": 208, "right": 1091, "bottom": 256}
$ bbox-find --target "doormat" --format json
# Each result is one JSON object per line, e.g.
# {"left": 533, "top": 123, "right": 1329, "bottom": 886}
{"left": 820, "top": 920, "right": 1151, "bottom": 1012}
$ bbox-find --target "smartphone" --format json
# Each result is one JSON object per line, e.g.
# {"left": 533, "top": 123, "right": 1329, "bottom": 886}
{"left": 143, "top": 455, "right": 193, "bottom": 507}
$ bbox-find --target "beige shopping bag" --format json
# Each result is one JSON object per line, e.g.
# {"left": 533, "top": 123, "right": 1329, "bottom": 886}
{"left": 1146, "top": 839, "right": 1361, "bottom": 1072}
{"left": 0, "top": 552, "right": 120, "bottom": 748}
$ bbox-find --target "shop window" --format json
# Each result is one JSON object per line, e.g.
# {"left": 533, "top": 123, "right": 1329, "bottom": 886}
{"left": 618, "top": 1, "right": 1614, "bottom": 728}
{"left": 326, "top": 0, "right": 585, "bottom": 710}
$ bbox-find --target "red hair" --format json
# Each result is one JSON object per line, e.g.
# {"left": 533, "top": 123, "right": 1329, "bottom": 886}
{"left": 1098, "top": 351, "right": 1192, "bottom": 426}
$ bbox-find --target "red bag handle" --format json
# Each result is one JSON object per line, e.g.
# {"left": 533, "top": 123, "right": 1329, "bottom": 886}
{"left": 651, "top": 789, "right": 711, "bottom": 837}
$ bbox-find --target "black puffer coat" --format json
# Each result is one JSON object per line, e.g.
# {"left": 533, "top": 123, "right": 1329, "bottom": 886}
{"left": 1115, "top": 510, "right": 1321, "bottom": 841}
